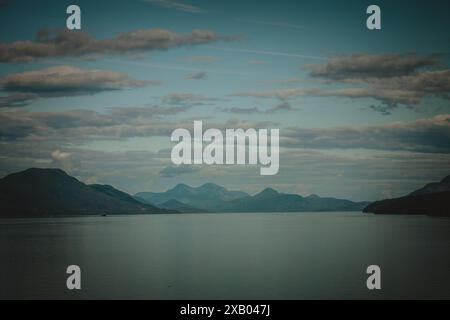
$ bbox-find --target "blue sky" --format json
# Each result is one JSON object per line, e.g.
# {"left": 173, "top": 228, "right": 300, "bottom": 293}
{"left": 0, "top": 0, "right": 449, "bottom": 201}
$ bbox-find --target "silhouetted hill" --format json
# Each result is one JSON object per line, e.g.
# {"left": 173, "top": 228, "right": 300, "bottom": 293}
{"left": 0, "top": 168, "right": 174, "bottom": 217}
{"left": 136, "top": 183, "right": 369, "bottom": 213}
{"left": 364, "top": 176, "right": 450, "bottom": 217}
{"left": 409, "top": 176, "right": 450, "bottom": 196}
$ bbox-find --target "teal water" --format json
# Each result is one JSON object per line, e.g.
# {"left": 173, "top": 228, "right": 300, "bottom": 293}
{"left": 1, "top": 212, "right": 449, "bottom": 299}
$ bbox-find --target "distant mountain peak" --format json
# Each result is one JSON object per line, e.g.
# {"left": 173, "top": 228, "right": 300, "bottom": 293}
{"left": 170, "top": 183, "right": 191, "bottom": 192}
{"left": 3, "top": 167, "right": 78, "bottom": 185}
{"left": 255, "top": 187, "right": 280, "bottom": 198}
{"left": 13, "top": 167, "right": 68, "bottom": 177}
{"left": 198, "top": 182, "right": 226, "bottom": 192}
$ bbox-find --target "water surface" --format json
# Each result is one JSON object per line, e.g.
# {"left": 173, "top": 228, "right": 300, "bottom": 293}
{"left": 1, "top": 212, "right": 449, "bottom": 299}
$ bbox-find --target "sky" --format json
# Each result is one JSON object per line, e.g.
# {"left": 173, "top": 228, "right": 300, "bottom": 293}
{"left": 0, "top": 0, "right": 449, "bottom": 201}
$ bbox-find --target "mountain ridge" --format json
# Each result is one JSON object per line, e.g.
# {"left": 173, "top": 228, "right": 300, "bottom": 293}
{"left": 135, "top": 182, "right": 249, "bottom": 211}
{"left": 364, "top": 175, "right": 450, "bottom": 217}
{"left": 0, "top": 168, "right": 174, "bottom": 217}
{"left": 136, "top": 183, "right": 369, "bottom": 213}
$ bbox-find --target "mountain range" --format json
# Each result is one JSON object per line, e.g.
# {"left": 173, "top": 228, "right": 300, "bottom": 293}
{"left": 4, "top": 168, "right": 446, "bottom": 218}
{"left": 363, "top": 176, "right": 450, "bottom": 217}
{"left": 135, "top": 183, "right": 369, "bottom": 213}
{"left": 0, "top": 168, "right": 174, "bottom": 217}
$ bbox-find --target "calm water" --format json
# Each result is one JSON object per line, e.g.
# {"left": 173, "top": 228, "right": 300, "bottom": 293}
{"left": 1, "top": 212, "right": 449, "bottom": 300}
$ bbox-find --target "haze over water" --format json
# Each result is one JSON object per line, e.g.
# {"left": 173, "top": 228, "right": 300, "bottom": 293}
{"left": 1, "top": 212, "right": 449, "bottom": 300}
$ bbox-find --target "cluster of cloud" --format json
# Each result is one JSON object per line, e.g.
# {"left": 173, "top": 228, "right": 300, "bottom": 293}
{"left": 306, "top": 54, "right": 450, "bottom": 112}
{"left": 307, "top": 53, "right": 440, "bottom": 80}
{"left": 0, "top": 66, "right": 153, "bottom": 107}
{"left": 233, "top": 54, "right": 450, "bottom": 114}
{"left": 0, "top": 108, "right": 176, "bottom": 141}
{"left": 283, "top": 114, "right": 450, "bottom": 153}
{"left": 0, "top": 105, "right": 276, "bottom": 144}
{"left": 1, "top": 103, "right": 449, "bottom": 154}
{"left": 0, "top": 93, "right": 38, "bottom": 108}
{"left": 1, "top": 65, "right": 150, "bottom": 92}
{"left": 0, "top": 28, "right": 231, "bottom": 63}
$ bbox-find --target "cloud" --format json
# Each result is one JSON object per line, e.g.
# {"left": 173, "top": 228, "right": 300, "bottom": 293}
{"left": 3, "top": 101, "right": 448, "bottom": 155}
{"left": 1, "top": 65, "right": 150, "bottom": 93}
{"left": 51, "top": 149, "right": 72, "bottom": 161}
{"left": 0, "top": 108, "right": 175, "bottom": 141}
{"left": 0, "top": 28, "right": 230, "bottom": 63}
{"left": 283, "top": 114, "right": 450, "bottom": 153}
{"left": 0, "top": 93, "right": 38, "bottom": 108}
{"left": 267, "top": 102, "right": 294, "bottom": 113}
{"left": 233, "top": 53, "right": 450, "bottom": 111}
{"left": 369, "top": 104, "right": 394, "bottom": 116}
{"left": 304, "top": 53, "right": 450, "bottom": 110}
{"left": 307, "top": 53, "right": 440, "bottom": 80}
{"left": 312, "top": 70, "right": 450, "bottom": 106}
{"left": 223, "top": 107, "right": 260, "bottom": 114}
{"left": 162, "top": 93, "right": 216, "bottom": 106}
{"left": 142, "top": 0, "right": 203, "bottom": 13}
{"left": 159, "top": 164, "right": 199, "bottom": 177}
{"left": 0, "top": 108, "right": 278, "bottom": 143}
{"left": 0, "top": 66, "right": 152, "bottom": 107}
{"left": 185, "top": 71, "right": 207, "bottom": 80}
{"left": 50, "top": 149, "right": 80, "bottom": 173}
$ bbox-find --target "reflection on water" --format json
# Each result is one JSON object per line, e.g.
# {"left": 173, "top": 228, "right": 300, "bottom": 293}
{"left": 1, "top": 212, "right": 449, "bottom": 299}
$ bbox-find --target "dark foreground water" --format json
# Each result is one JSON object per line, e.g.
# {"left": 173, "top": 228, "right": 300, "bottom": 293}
{"left": 1, "top": 212, "right": 449, "bottom": 300}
